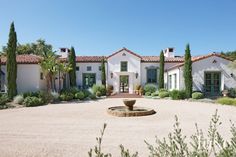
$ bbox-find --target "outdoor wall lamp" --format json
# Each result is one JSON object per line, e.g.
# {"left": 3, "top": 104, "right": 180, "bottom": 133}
{"left": 111, "top": 72, "right": 113, "bottom": 78}
{"left": 135, "top": 72, "right": 138, "bottom": 79}
{"left": 231, "top": 73, "right": 234, "bottom": 77}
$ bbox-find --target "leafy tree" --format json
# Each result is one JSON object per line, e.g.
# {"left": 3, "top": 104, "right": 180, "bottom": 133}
{"left": 101, "top": 57, "right": 106, "bottom": 87}
{"left": 1, "top": 39, "right": 52, "bottom": 56}
{"left": 68, "top": 47, "right": 77, "bottom": 87}
{"left": 58, "top": 62, "right": 72, "bottom": 90}
{"left": 7, "top": 22, "right": 17, "bottom": 99}
{"left": 39, "top": 52, "right": 58, "bottom": 92}
{"left": 221, "top": 51, "right": 236, "bottom": 60}
{"left": 183, "top": 44, "right": 193, "bottom": 98}
{"left": 158, "top": 50, "right": 164, "bottom": 89}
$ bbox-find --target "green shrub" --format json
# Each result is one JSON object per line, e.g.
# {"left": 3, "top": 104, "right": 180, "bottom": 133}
{"left": 38, "top": 91, "right": 52, "bottom": 104}
{"left": 170, "top": 90, "right": 186, "bottom": 100}
{"left": 89, "top": 94, "right": 96, "bottom": 100}
{"left": 68, "top": 87, "right": 80, "bottom": 95}
{"left": 13, "top": 95, "right": 24, "bottom": 104}
{"left": 51, "top": 92, "right": 60, "bottom": 102}
{"left": 159, "top": 91, "right": 169, "bottom": 98}
{"left": 23, "top": 96, "right": 44, "bottom": 107}
{"left": 23, "top": 91, "right": 40, "bottom": 98}
{"left": 92, "top": 85, "right": 106, "bottom": 96}
{"left": 158, "top": 88, "right": 168, "bottom": 92}
{"left": 151, "top": 91, "right": 159, "bottom": 97}
{"left": 96, "top": 91, "right": 102, "bottom": 97}
{"left": 145, "top": 92, "right": 151, "bottom": 96}
{"left": 229, "top": 88, "right": 236, "bottom": 98}
{"left": 0, "top": 94, "right": 9, "bottom": 106}
{"left": 216, "top": 97, "right": 236, "bottom": 106}
{"left": 83, "top": 89, "right": 91, "bottom": 98}
{"left": 144, "top": 84, "right": 157, "bottom": 94}
{"left": 75, "top": 91, "right": 85, "bottom": 100}
{"left": 59, "top": 92, "right": 74, "bottom": 101}
{"left": 192, "top": 92, "right": 204, "bottom": 99}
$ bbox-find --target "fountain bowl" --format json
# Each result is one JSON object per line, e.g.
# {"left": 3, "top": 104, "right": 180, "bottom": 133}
{"left": 123, "top": 99, "right": 136, "bottom": 110}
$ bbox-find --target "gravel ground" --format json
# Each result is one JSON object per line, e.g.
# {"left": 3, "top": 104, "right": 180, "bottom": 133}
{"left": 0, "top": 98, "right": 236, "bottom": 157}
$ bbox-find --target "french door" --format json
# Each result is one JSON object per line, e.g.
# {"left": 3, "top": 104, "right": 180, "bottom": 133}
{"left": 204, "top": 72, "right": 221, "bottom": 96}
{"left": 83, "top": 73, "right": 96, "bottom": 88}
{"left": 120, "top": 75, "right": 129, "bottom": 93}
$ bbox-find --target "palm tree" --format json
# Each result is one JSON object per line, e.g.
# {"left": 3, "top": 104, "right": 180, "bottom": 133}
{"left": 39, "top": 52, "right": 58, "bottom": 92}
{"left": 57, "top": 62, "right": 72, "bottom": 90}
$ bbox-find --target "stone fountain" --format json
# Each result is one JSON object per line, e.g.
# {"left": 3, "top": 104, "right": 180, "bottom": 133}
{"left": 107, "top": 99, "right": 156, "bottom": 117}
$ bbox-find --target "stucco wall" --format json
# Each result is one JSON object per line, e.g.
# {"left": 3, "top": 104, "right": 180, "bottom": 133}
{"left": 75, "top": 62, "right": 102, "bottom": 87}
{"left": 107, "top": 49, "right": 141, "bottom": 93}
{"left": 1, "top": 64, "right": 43, "bottom": 93}
{"left": 141, "top": 62, "right": 177, "bottom": 86}
{"left": 165, "top": 68, "right": 180, "bottom": 90}
{"left": 177, "top": 56, "right": 236, "bottom": 92}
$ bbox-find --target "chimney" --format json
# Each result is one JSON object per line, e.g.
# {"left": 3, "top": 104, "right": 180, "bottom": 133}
{"left": 163, "top": 48, "right": 174, "bottom": 58}
{"left": 59, "top": 48, "right": 70, "bottom": 58}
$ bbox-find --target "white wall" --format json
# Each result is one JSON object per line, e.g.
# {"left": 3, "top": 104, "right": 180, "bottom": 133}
{"left": 75, "top": 62, "right": 102, "bottom": 87}
{"left": 176, "top": 56, "right": 236, "bottom": 92}
{"left": 1, "top": 64, "right": 44, "bottom": 94}
{"left": 107, "top": 49, "right": 141, "bottom": 93}
{"left": 165, "top": 68, "right": 180, "bottom": 90}
{"left": 141, "top": 62, "right": 177, "bottom": 86}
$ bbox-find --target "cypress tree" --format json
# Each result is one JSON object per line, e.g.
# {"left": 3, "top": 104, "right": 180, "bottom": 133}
{"left": 7, "top": 22, "right": 17, "bottom": 99}
{"left": 69, "top": 46, "right": 77, "bottom": 87}
{"left": 158, "top": 50, "right": 165, "bottom": 89}
{"left": 183, "top": 44, "right": 193, "bottom": 98}
{"left": 101, "top": 57, "right": 106, "bottom": 87}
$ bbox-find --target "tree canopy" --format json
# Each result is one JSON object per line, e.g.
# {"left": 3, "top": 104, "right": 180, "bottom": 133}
{"left": 1, "top": 39, "right": 52, "bottom": 56}
{"left": 221, "top": 50, "right": 236, "bottom": 60}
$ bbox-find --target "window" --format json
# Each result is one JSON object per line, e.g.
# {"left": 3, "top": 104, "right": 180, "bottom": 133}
{"left": 99, "top": 66, "right": 101, "bottom": 71}
{"left": 40, "top": 72, "right": 44, "bottom": 80}
{"left": 169, "top": 75, "right": 172, "bottom": 89}
{"left": 147, "top": 69, "right": 157, "bottom": 83}
{"left": 120, "top": 61, "right": 128, "bottom": 72}
{"left": 87, "top": 66, "right": 92, "bottom": 71}
{"left": 76, "top": 66, "right": 80, "bottom": 71}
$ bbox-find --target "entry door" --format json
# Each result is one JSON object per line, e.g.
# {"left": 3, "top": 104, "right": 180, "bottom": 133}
{"left": 120, "top": 75, "right": 129, "bottom": 93}
{"left": 83, "top": 73, "right": 96, "bottom": 88}
{"left": 205, "top": 72, "right": 221, "bottom": 96}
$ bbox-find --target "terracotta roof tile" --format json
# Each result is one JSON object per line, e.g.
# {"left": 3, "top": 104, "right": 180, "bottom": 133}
{"left": 76, "top": 56, "right": 105, "bottom": 62}
{"left": 166, "top": 53, "right": 233, "bottom": 71}
{"left": 141, "top": 56, "right": 184, "bottom": 62}
{"left": 107, "top": 47, "right": 142, "bottom": 59}
{"left": 0, "top": 54, "right": 41, "bottom": 64}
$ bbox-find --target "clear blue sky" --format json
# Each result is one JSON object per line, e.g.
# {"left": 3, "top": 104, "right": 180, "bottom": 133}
{"left": 0, "top": 0, "right": 235, "bottom": 56}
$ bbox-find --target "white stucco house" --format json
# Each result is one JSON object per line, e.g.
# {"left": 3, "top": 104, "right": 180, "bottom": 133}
{"left": 0, "top": 47, "right": 235, "bottom": 96}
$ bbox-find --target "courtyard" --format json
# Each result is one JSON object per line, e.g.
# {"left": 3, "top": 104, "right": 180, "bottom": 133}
{"left": 0, "top": 98, "right": 236, "bottom": 157}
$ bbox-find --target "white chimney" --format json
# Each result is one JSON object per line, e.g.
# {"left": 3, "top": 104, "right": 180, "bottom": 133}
{"left": 59, "top": 48, "right": 70, "bottom": 58}
{"left": 164, "top": 48, "right": 174, "bottom": 58}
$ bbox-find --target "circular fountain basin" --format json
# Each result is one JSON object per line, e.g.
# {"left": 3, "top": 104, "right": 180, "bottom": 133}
{"left": 107, "top": 106, "right": 156, "bottom": 117}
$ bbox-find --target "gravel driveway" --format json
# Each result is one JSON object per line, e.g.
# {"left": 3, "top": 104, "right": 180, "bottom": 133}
{"left": 0, "top": 98, "right": 236, "bottom": 157}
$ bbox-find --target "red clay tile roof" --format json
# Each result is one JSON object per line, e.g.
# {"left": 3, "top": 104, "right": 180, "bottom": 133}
{"left": 107, "top": 47, "right": 142, "bottom": 59}
{"left": 0, "top": 54, "right": 42, "bottom": 64}
{"left": 76, "top": 56, "right": 105, "bottom": 62}
{"left": 141, "top": 56, "right": 184, "bottom": 62}
{"left": 166, "top": 53, "right": 233, "bottom": 71}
